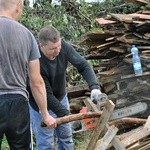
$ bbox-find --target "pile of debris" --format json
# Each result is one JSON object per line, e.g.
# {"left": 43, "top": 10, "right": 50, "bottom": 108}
{"left": 76, "top": 0, "right": 150, "bottom": 118}
{"left": 67, "top": 0, "right": 150, "bottom": 116}
{"left": 66, "top": 0, "right": 150, "bottom": 149}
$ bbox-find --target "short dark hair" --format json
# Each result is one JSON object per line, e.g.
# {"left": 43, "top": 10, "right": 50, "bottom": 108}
{"left": 38, "top": 26, "right": 60, "bottom": 44}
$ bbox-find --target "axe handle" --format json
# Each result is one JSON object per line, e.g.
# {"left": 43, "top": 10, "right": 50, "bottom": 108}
{"left": 41, "top": 112, "right": 101, "bottom": 127}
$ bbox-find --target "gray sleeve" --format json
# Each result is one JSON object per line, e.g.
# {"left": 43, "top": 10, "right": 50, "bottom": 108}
{"left": 29, "top": 34, "right": 41, "bottom": 61}
{"left": 64, "top": 41, "right": 100, "bottom": 90}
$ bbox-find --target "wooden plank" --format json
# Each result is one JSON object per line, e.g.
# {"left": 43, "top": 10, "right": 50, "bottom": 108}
{"left": 133, "top": 32, "right": 143, "bottom": 39}
{"left": 144, "top": 116, "right": 150, "bottom": 131}
{"left": 94, "top": 125, "right": 118, "bottom": 150}
{"left": 112, "top": 136, "right": 127, "bottom": 150}
{"left": 95, "top": 18, "right": 117, "bottom": 25}
{"left": 129, "top": 13, "right": 150, "bottom": 20}
{"left": 137, "top": 11, "right": 150, "bottom": 14}
{"left": 144, "top": 33, "right": 150, "bottom": 37}
{"left": 141, "top": 54, "right": 150, "bottom": 59}
{"left": 85, "top": 32, "right": 114, "bottom": 40}
{"left": 103, "top": 83, "right": 116, "bottom": 93}
{"left": 86, "top": 100, "right": 115, "bottom": 150}
{"left": 135, "top": 21, "right": 150, "bottom": 32}
{"left": 121, "top": 71, "right": 150, "bottom": 80}
{"left": 105, "top": 36, "right": 119, "bottom": 41}
{"left": 97, "top": 41, "right": 116, "bottom": 49}
{"left": 97, "top": 67, "right": 120, "bottom": 75}
{"left": 121, "top": 127, "right": 150, "bottom": 147}
{"left": 128, "top": 140, "right": 150, "bottom": 150}
{"left": 105, "top": 29, "right": 125, "bottom": 35}
{"left": 84, "top": 98, "right": 100, "bottom": 113}
{"left": 109, "top": 46, "right": 125, "bottom": 53}
{"left": 110, "top": 13, "right": 133, "bottom": 22}
{"left": 138, "top": 143, "right": 150, "bottom": 150}
{"left": 119, "top": 126, "right": 143, "bottom": 140}
{"left": 67, "top": 84, "right": 89, "bottom": 98}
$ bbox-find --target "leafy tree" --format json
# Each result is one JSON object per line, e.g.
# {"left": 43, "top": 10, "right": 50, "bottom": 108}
{"left": 20, "top": 0, "right": 143, "bottom": 86}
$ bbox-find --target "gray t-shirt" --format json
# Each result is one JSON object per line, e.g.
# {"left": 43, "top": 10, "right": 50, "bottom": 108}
{"left": 0, "top": 17, "right": 40, "bottom": 99}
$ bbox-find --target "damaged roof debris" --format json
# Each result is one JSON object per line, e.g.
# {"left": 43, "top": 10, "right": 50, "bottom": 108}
{"left": 67, "top": 0, "right": 150, "bottom": 149}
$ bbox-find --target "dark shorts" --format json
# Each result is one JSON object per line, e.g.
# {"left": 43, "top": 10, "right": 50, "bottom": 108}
{"left": 0, "top": 94, "right": 31, "bottom": 150}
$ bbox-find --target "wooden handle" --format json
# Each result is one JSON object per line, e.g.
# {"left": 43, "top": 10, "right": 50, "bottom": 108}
{"left": 41, "top": 122, "right": 47, "bottom": 127}
{"left": 40, "top": 112, "right": 101, "bottom": 127}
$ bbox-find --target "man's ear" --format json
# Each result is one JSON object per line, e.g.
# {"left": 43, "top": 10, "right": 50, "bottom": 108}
{"left": 39, "top": 43, "right": 44, "bottom": 48}
{"left": 16, "top": 2, "right": 20, "bottom": 12}
{"left": 40, "top": 42, "right": 47, "bottom": 48}
{"left": 16, "top": 1, "right": 23, "bottom": 14}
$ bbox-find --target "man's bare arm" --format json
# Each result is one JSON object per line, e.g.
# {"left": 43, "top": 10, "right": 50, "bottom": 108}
{"left": 28, "top": 59, "right": 57, "bottom": 128}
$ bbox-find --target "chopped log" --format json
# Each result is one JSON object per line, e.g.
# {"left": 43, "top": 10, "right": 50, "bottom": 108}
{"left": 109, "top": 117, "right": 146, "bottom": 129}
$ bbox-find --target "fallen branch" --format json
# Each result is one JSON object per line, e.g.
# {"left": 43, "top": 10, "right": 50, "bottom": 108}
{"left": 109, "top": 117, "right": 146, "bottom": 129}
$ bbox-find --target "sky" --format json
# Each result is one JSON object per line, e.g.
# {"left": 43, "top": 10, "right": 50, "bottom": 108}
{"left": 28, "top": 0, "right": 101, "bottom": 7}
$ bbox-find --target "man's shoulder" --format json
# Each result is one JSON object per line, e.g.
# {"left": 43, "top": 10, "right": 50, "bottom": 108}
{"left": 61, "top": 39, "right": 74, "bottom": 53}
{"left": 0, "top": 17, "right": 25, "bottom": 30}
{"left": 61, "top": 39, "right": 71, "bottom": 47}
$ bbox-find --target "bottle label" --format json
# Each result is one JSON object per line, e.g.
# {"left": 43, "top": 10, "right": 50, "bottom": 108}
{"left": 133, "top": 62, "right": 142, "bottom": 74}
{"left": 134, "top": 62, "right": 141, "bottom": 69}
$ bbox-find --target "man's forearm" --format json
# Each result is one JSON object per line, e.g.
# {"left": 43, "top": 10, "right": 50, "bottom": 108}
{"left": 30, "top": 79, "right": 49, "bottom": 118}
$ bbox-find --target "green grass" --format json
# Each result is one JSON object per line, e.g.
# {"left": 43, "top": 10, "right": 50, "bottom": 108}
{"left": 73, "top": 130, "right": 93, "bottom": 150}
{"left": 1, "top": 136, "right": 9, "bottom": 150}
{"left": 2, "top": 130, "right": 93, "bottom": 150}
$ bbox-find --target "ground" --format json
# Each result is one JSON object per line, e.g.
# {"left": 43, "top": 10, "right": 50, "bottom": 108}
{"left": 2, "top": 130, "right": 93, "bottom": 150}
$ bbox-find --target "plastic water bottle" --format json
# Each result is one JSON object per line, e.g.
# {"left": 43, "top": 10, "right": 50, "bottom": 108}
{"left": 131, "top": 45, "right": 143, "bottom": 75}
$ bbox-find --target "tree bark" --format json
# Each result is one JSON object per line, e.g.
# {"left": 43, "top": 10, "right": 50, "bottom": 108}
{"left": 41, "top": 112, "right": 146, "bottom": 129}
{"left": 109, "top": 117, "right": 146, "bottom": 129}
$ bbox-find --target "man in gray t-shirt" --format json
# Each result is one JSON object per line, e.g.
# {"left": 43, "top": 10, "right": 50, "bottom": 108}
{"left": 0, "top": 0, "right": 56, "bottom": 149}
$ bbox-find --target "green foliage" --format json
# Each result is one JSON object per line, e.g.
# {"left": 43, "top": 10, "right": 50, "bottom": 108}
{"left": 20, "top": 0, "right": 144, "bottom": 86}
{"left": 1, "top": 135, "right": 10, "bottom": 150}
{"left": 20, "top": 3, "right": 92, "bottom": 42}
{"left": 21, "top": 0, "right": 143, "bottom": 41}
